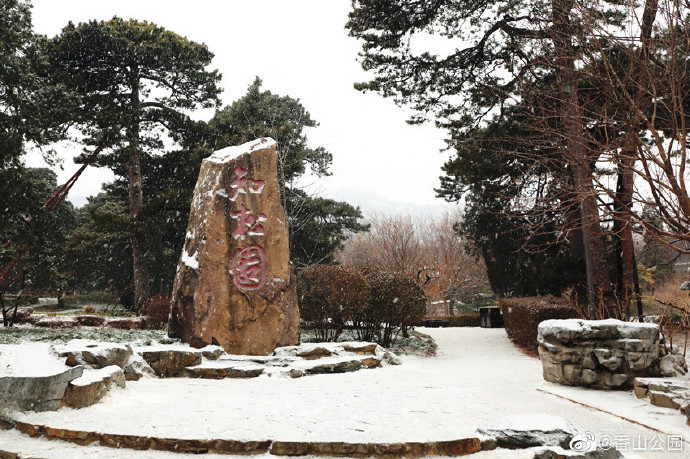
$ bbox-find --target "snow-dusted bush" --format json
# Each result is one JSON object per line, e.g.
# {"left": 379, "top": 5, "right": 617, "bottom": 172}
{"left": 358, "top": 269, "right": 427, "bottom": 347}
{"left": 297, "top": 265, "right": 369, "bottom": 342}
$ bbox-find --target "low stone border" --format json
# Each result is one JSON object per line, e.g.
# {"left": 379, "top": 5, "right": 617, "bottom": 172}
{"left": 3, "top": 420, "right": 482, "bottom": 457}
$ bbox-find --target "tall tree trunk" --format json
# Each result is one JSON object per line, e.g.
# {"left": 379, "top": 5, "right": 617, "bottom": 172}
{"left": 563, "top": 194, "right": 588, "bottom": 307}
{"left": 128, "top": 72, "right": 150, "bottom": 312}
{"left": 613, "top": 157, "right": 635, "bottom": 319}
{"left": 613, "top": 0, "right": 658, "bottom": 319}
{"left": 553, "top": 0, "right": 615, "bottom": 318}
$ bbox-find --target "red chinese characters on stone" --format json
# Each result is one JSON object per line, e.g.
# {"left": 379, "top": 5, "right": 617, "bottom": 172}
{"left": 229, "top": 245, "right": 267, "bottom": 290}
{"left": 230, "top": 203, "right": 267, "bottom": 240}
{"left": 229, "top": 166, "right": 265, "bottom": 201}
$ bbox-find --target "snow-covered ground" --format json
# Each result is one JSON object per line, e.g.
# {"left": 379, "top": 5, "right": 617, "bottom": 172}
{"left": 1, "top": 327, "right": 689, "bottom": 458}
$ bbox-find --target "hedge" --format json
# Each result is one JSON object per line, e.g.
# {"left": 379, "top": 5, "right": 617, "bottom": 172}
{"left": 499, "top": 296, "right": 579, "bottom": 355}
{"left": 449, "top": 313, "right": 482, "bottom": 327}
{"left": 413, "top": 314, "right": 482, "bottom": 327}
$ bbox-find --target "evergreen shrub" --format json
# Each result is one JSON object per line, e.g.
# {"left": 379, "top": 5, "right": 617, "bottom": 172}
{"left": 499, "top": 296, "right": 579, "bottom": 355}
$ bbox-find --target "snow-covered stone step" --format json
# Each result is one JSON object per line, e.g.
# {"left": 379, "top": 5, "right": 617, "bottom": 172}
{"left": 184, "top": 361, "right": 264, "bottom": 379}
{"left": 137, "top": 344, "right": 226, "bottom": 377}
{"left": 8, "top": 419, "right": 482, "bottom": 457}
{"left": 272, "top": 341, "right": 379, "bottom": 358}
{"left": 288, "top": 355, "right": 382, "bottom": 378}
{"left": 139, "top": 349, "right": 201, "bottom": 377}
{"left": 53, "top": 341, "right": 132, "bottom": 369}
{"left": 64, "top": 365, "right": 126, "bottom": 408}
{"left": 633, "top": 376, "right": 690, "bottom": 412}
{"left": 0, "top": 366, "right": 83, "bottom": 412}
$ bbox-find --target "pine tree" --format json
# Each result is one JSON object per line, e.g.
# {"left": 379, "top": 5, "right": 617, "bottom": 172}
{"left": 49, "top": 18, "right": 221, "bottom": 311}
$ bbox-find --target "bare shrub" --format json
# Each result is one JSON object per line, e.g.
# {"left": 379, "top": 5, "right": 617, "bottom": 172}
{"left": 142, "top": 294, "right": 172, "bottom": 330}
{"left": 297, "top": 265, "right": 369, "bottom": 342}
{"left": 358, "top": 269, "right": 427, "bottom": 347}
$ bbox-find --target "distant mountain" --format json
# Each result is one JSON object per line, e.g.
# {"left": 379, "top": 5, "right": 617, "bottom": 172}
{"left": 327, "top": 187, "right": 461, "bottom": 217}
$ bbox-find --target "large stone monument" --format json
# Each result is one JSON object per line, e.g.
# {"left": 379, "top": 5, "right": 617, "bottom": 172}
{"left": 168, "top": 138, "right": 300, "bottom": 355}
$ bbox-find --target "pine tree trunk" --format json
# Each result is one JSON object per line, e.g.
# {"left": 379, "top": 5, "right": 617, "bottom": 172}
{"left": 552, "top": 0, "right": 615, "bottom": 318}
{"left": 128, "top": 71, "right": 150, "bottom": 312}
{"left": 613, "top": 0, "right": 658, "bottom": 319}
{"left": 613, "top": 149, "right": 635, "bottom": 319}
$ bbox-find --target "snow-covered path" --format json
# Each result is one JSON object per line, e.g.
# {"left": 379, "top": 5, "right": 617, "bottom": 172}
{"left": 3, "top": 327, "right": 689, "bottom": 458}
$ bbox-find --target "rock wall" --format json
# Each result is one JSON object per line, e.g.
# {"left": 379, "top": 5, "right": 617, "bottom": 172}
{"left": 537, "top": 319, "right": 660, "bottom": 389}
{"left": 168, "top": 138, "right": 300, "bottom": 355}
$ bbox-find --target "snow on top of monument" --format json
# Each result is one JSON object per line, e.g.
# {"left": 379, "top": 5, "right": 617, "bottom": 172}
{"left": 205, "top": 137, "right": 277, "bottom": 164}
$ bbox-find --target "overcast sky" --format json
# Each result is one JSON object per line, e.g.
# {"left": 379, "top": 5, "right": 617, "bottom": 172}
{"left": 27, "top": 0, "right": 456, "bottom": 214}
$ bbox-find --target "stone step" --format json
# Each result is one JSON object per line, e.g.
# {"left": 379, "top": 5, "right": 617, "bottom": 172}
{"left": 184, "top": 361, "right": 265, "bottom": 379}
{"left": 0, "top": 366, "right": 83, "bottom": 412}
{"left": 8, "top": 420, "right": 482, "bottom": 457}
{"left": 54, "top": 341, "right": 133, "bottom": 369}
{"left": 139, "top": 349, "right": 202, "bottom": 377}
{"left": 633, "top": 376, "right": 690, "bottom": 414}
{"left": 63, "top": 365, "right": 126, "bottom": 408}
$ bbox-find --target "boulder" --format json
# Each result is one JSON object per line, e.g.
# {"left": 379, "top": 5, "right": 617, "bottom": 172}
{"left": 0, "top": 366, "right": 83, "bottom": 412}
{"left": 659, "top": 354, "right": 688, "bottom": 377}
{"left": 200, "top": 345, "right": 226, "bottom": 360}
{"left": 63, "top": 365, "right": 126, "bottom": 408}
{"left": 107, "top": 317, "right": 146, "bottom": 330}
{"left": 168, "top": 138, "right": 300, "bottom": 355}
{"left": 538, "top": 319, "right": 660, "bottom": 389}
{"left": 74, "top": 315, "right": 106, "bottom": 327}
{"left": 297, "top": 347, "right": 332, "bottom": 360}
{"left": 476, "top": 414, "right": 577, "bottom": 449}
{"left": 375, "top": 345, "right": 402, "bottom": 365}
{"left": 648, "top": 390, "right": 681, "bottom": 409}
{"left": 184, "top": 361, "right": 264, "bottom": 379}
{"left": 54, "top": 341, "right": 132, "bottom": 369}
{"left": 304, "top": 358, "right": 363, "bottom": 375}
{"left": 35, "top": 317, "right": 76, "bottom": 328}
{"left": 342, "top": 343, "right": 378, "bottom": 354}
{"left": 533, "top": 445, "right": 622, "bottom": 459}
{"left": 123, "top": 354, "right": 156, "bottom": 381}
{"left": 140, "top": 349, "right": 201, "bottom": 377}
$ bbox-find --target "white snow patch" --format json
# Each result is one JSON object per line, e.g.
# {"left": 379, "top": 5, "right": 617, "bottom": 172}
{"left": 53, "top": 340, "right": 129, "bottom": 357}
{"left": 70, "top": 365, "right": 121, "bottom": 386}
{"left": 538, "top": 318, "right": 659, "bottom": 336}
{"left": 181, "top": 249, "right": 199, "bottom": 270}
{"left": 0, "top": 343, "right": 68, "bottom": 377}
{"left": 205, "top": 138, "right": 277, "bottom": 164}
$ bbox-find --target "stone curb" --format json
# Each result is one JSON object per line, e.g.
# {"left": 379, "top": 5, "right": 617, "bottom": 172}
{"left": 7, "top": 420, "right": 482, "bottom": 457}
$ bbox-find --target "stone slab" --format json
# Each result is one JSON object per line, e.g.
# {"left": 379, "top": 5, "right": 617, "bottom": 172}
{"left": 0, "top": 366, "right": 83, "bottom": 412}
